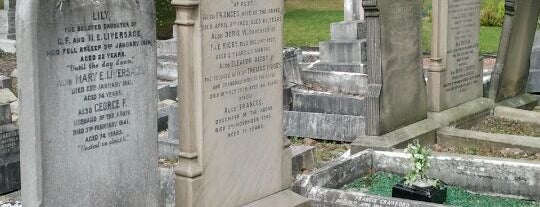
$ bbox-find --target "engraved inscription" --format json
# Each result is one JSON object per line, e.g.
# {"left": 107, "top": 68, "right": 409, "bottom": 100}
{"left": 443, "top": 0, "right": 481, "bottom": 94}
{"left": 46, "top": 10, "right": 153, "bottom": 152}
{"left": 202, "top": 1, "right": 282, "bottom": 139}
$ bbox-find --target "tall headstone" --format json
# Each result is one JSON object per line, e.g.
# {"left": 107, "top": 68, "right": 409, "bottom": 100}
{"left": 351, "top": 0, "right": 439, "bottom": 152}
{"left": 489, "top": 0, "right": 540, "bottom": 108}
{"left": 172, "top": 0, "right": 308, "bottom": 207}
{"left": 528, "top": 31, "right": 540, "bottom": 93}
{"left": 17, "top": 0, "right": 159, "bottom": 206}
{"left": 428, "top": 0, "right": 482, "bottom": 112}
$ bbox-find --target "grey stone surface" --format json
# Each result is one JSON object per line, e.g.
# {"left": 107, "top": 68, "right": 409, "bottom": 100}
{"left": 494, "top": 106, "right": 540, "bottom": 125}
{"left": 427, "top": 0, "right": 482, "bottom": 111}
{"left": 527, "top": 68, "right": 540, "bottom": 92}
{"left": 374, "top": 151, "right": 540, "bottom": 200}
{"left": 428, "top": 98, "right": 494, "bottom": 128}
{"left": 0, "top": 124, "right": 19, "bottom": 195}
{"left": 351, "top": 119, "right": 440, "bottom": 153}
{"left": 437, "top": 127, "right": 540, "bottom": 154}
{"left": 0, "top": 76, "right": 12, "bottom": 90}
{"left": 311, "top": 62, "right": 366, "bottom": 73}
{"left": 344, "top": 0, "right": 364, "bottom": 21}
{"left": 159, "top": 168, "right": 175, "bottom": 207}
{"left": 0, "top": 89, "right": 15, "bottom": 104}
{"left": 300, "top": 70, "right": 367, "bottom": 95}
{"left": 496, "top": 93, "right": 538, "bottom": 109}
{"left": 296, "top": 149, "right": 540, "bottom": 206}
{"left": 490, "top": 0, "right": 540, "bottom": 102}
{"left": 319, "top": 40, "right": 366, "bottom": 64}
{"left": 291, "top": 145, "right": 316, "bottom": 176}
{"left": 363, "top": 0, "right": 427, "bottom": 136}
{"left": 17, "top": 1, "right": 159, "bottom": 206}
{"left": 158, "top": 100, "right": 177, "bottom": 134}
{"left": 330, "top": 21, "right": 366, "bottom": 41}
{"left": 0, "top": 104, "right": 11, "bottom": 125}
{"left": 157, "top": 138, "right": 179, "bottom": 160}
{"left": 283, "top": 48, "right": 303, "bottom": 88}
{"left": 284, "top": 111, "right": 365, "bottom": 142}
{"left": 292, "top": 88, "right": 365, "bottom": 116}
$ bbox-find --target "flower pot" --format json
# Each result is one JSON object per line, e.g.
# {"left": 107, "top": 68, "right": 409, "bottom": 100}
{"left": 392, "top": 180, "right": 447, "bottom": 204}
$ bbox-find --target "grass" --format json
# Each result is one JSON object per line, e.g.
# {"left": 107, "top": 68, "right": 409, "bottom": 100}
{"left": 343, "top": 172, "right": 540, "bottom": 207}
{"left": 422, "top": 21, "right": 502, "bottom": 54}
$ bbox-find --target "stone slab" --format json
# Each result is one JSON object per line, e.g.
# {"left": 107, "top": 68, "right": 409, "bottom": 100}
{"left": 291, "top": 145, "right": 316, "bottom": 176}
{"left": 330, "top": 21, "right": 366, "bottom": 41}
{"left": 300, "top": 70, "right": 367, "bottom": 95}
{"left": 0, "top": 89, "right": 16, "bottom": 104}
{"left": 243, "top": 190, "right": 310, "bottom": 207}
{"left": 292, "top": 88, "right": 366, "bottom": 116}
{"left": 17, "top": 1, "right": 159, "bottom": 205}
{"left": 437, "top": 127, "right": 540, "bottom": 154}
{"left": 494, "top": 106, "right": 540, "bottom": 125}
{"left": 374, "top": 151, "right": 540, "bottom": 200}
{"left": 319, "top": 40, "right": 366, "bottom": 64}
{"left": 0, "top": 39, "right": 14, "bottom": 53}
{"left": 284, "top": 111, "right": 365, "bottom": 142}
{"left": 428, "top": 0, "right": 482, "bottom": 111}
{"left": 496, "top": 93, "right": 538, "bottom": 110}
{"left": 350, "top": 119, "right": 440, "bottom": 153}
{"left": 158, "top": 138, "right": 179, "bottom": 160}
{"left": 363, "top": 0, "right": 428, "bottom": 135}
{"left": 428, "top": 98, "right": 494, "bottom": 128}
{"left": 311, "top": 62, "right": 366, "bottom": 73}
{"left": 0, "top": 124, "right": 19, "bottom": 195}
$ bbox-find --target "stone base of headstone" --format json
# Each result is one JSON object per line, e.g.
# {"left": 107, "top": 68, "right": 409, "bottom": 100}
{"left": 300, "top": 70, "right": 367, "bottom": 95}
{"left": 311, "top": 62, "right": 366, "bottom": 73}
{"left": 242, "top": 190, "right": 310, "bottom": 207}
{"left": 292, "top": 88, "right": 365, "bottom": 116}
{"left": 350, "top": 120, "right": 440, "bottom": 153}
{"left": 428, "top": 98, "right": 495, "bottom": 128}
{"left": 284, "top": 111, "right": 365, "bottom": 142}
{"left": 319, "top": 40, "right": 366, "bottom": 63}
{"left": 291, "top": 145, "right": 316, "bottom": 177}
{"left": 496, "top": 93, "right": 538, "bottom": 110}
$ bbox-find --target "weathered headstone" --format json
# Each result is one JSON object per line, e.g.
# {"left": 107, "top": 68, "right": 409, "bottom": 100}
{"left": 0, "top": 103, "right": 19, "bottom": 195}
{"left": 527, "top": 31, "right": 540, "bottom": 93}
{"left": 18, "top": 0, "right": 159, "bottom": 206}
{"left": 428, "top": 0, "right": 482, "bottom": 112}
{"left": 489, "top": 0, "right": 540, "bottom": 109}
{"left": 172, "top": 0, "right": 308, "bottom": 206}
{"left": 351, "top": 0, "right": 439, "bottom": 152}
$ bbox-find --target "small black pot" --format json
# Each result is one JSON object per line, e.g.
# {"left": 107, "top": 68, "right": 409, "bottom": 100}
{"left": 392, "top": 180, "right": 447, "bottom": 204}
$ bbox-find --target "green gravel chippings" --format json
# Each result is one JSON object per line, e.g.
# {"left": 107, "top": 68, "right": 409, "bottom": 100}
{"left": 343, "top": 172, "right": 540, "bottom": 207}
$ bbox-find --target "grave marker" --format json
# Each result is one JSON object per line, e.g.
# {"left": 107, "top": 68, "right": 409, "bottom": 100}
{"left": 18, "top": 0, "right": 159, "bottom": 205}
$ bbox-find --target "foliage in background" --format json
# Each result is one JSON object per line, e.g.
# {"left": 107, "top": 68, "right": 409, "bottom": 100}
{"left": 480, "top": 0, "right": 505, "bottom": 27}
{"left": 155, "top": 0, "right": 175, "bottom": 40}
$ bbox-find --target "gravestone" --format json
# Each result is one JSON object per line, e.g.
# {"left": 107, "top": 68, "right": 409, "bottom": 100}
{"left": 17, "top": 0, "right": 159, "bottom": 206}
{"left": 351, "top": 0, "right": 439, "bottom": 152}
{"left": 527, "top": 31, "right": 540, "bottom": 93}
{"left": 172, "top": 0, "right": 308, "bottom": 207}
{"left": 0, "top": 103, "right": 19, "bottom": 195}
{"left": 489, "top": 0, "right": 540, "bottom": 109}
{"left": 428, "top": 0, "right": 483, "bottom": 112}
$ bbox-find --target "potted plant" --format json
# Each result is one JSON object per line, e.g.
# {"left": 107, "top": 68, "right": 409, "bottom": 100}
{"left": 392, "top": 140, "right": 447, "bottom": 204}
